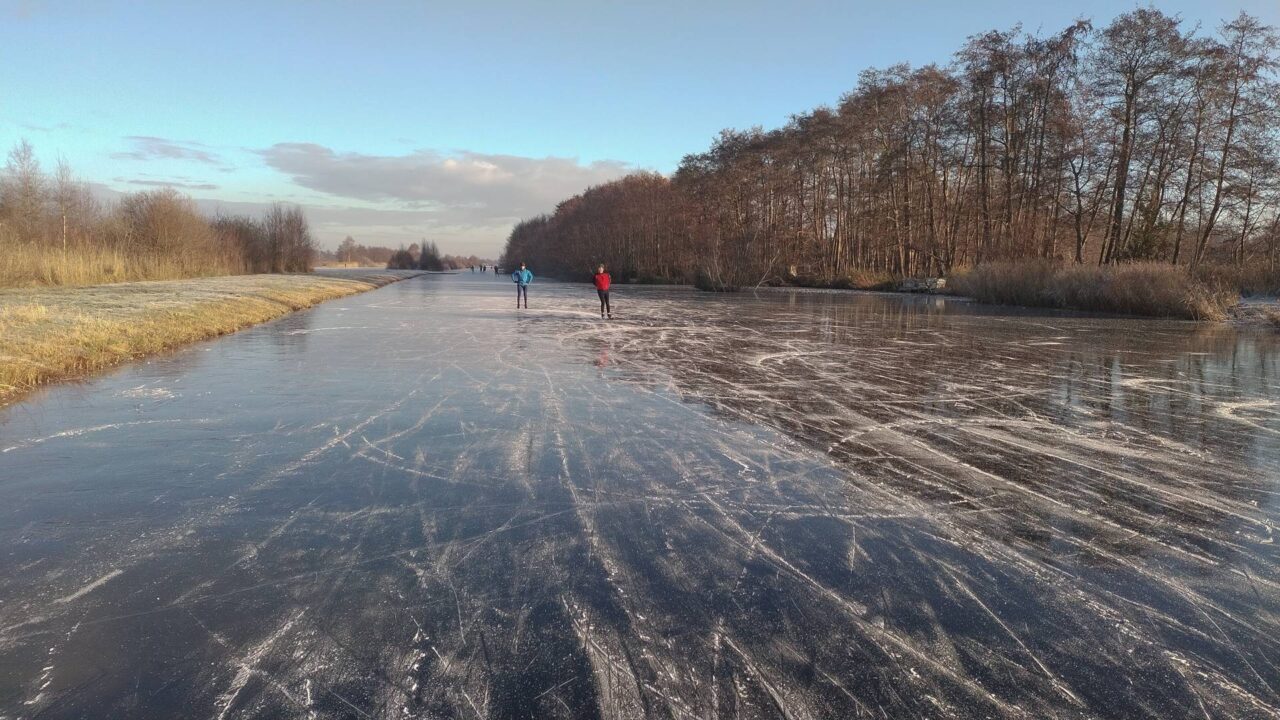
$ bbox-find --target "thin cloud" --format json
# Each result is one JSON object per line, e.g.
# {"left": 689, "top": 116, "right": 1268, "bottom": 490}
{"left": 21, "top": 122, "right": 75, "bottom": 133}
{"left": 121, "top": 178, "right": 220, "bottom": 191}
{"left": 112, "top": 136, "right": 221, "bottom": 165}
{"left": 93, "top": 141, "right": 636, "bottom": 256}
{"left": 258, "top": 143, "right": 632, "bottom": 222}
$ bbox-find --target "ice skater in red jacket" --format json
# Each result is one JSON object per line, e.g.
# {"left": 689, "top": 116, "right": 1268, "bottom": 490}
{"left": 593, "top": 264, "right": 612, "bottom": 319}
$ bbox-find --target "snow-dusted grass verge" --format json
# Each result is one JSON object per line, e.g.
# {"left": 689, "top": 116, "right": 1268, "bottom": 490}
{"left": 0, "top": 270, "right": 419, "bottom": 405}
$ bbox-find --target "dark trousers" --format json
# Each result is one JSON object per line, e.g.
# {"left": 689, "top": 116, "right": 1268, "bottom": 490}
{"left": 597, "top": 289, "right": 611, "bottom": 316}
{"left": 516, "top": 285, "right": 528, "bottom": 307}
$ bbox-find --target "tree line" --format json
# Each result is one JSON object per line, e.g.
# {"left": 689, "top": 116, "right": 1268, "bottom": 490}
{"left": 387, "top": 240, "right": 444, "bottom": 270}
{"left": 322, "top": 237, "right": 402, "bottom": 267}
{"left": 502, "top": 10, "right": 1279, "bottom": 290}
{"left": 0, "top": 140, "right": 315, "bottom": 287}
{"left": 384, "top": 240, "right": 488, "bottom": 271}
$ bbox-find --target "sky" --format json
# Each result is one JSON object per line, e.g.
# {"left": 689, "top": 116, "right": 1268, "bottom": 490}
{"left": 3, "top": 1, "right": 1277, "bottom": 256}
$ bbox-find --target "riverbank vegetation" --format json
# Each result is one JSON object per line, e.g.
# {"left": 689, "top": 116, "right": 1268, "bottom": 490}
{"left": 389, "top": 240, "right": 445, "bottom": 270}
{"left": 501, "top": 9, "right": 1280, "bottom": 316}
{"left": 0, "top": 271, "right": 416, "bottom": 405}
{"left": 0, "top": 140, "right": 315, "bottom": 288}
{"left": 384, "top": 240, "right": 488, "bottom": 271}
{"left": 319, "top": 236, "right": 486, "bottom": 270}
{"left": 949, "top": 261, "right": 1236, "bottom": 319}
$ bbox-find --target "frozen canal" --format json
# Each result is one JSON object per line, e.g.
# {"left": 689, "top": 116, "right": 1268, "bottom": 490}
{"left": 1, "top": 274, "right": 1278, "bottom": 719}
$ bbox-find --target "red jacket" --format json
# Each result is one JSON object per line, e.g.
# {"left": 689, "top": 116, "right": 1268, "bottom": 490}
{"left": 593, "top": 272, "right": 611, "bottom": 291}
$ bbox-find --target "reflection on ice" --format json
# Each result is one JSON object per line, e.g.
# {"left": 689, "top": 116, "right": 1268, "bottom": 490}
{"left": 0, "top": 276, "right": 1276, "bottom": 719}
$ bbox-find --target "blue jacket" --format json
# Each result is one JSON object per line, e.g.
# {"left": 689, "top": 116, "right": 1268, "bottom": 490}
{"left": 512, "top": 268, "right": 533, "bottom": 286}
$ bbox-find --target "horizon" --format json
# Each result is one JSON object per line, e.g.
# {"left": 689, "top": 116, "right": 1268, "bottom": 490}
{"left": 3, "top": 0, "right": 1277, "bottom": 256}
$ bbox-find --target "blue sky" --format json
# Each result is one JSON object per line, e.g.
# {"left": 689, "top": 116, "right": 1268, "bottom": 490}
{"left": 3, "top": 1, "right": 1277, "bottom": 255}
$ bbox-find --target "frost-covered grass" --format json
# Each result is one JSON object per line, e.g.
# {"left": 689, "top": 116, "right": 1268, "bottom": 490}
{"left": 949, "top": 260, "right": 1237, "bottom": 320}
{"left": 0, "top": 270, "right": 418, "bottom": 404}
{"left": 1262, "top": 307, "right": 1280, "bottom": 329}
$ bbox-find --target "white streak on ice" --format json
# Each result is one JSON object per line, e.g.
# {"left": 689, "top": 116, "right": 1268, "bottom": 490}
{"left": 53, "top": 569, "right": 122, "bottom": 604}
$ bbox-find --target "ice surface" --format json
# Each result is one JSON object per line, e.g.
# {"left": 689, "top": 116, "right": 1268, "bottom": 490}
{"left": 0, "top": 274, "right": 1277, "bottom": 718}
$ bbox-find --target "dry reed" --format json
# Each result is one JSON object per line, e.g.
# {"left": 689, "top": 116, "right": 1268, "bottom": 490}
{"left": 0, "top": 244, "right": 245, "bottom": 288}
{"left": 948, "top": 260, "right": 1237, "bottom": 320}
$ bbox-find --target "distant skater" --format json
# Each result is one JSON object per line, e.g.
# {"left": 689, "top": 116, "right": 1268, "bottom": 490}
{"left": 512, "top": 262, "right": 533, "bottom": 308}
{"left": 494, "top": 265, "right": 499, "bottom": 276}
{"left": 593, "top": 264, "right": 612, "bottom": 318}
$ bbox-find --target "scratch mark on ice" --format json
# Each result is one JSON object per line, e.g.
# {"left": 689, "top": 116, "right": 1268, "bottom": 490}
{"left": 54, "top": 569, "right": 122, "bottom": 604}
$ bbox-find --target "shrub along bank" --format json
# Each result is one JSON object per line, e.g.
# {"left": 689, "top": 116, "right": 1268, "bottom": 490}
{"left": 948, "top": 261, "right": 1238, "bottom": 320}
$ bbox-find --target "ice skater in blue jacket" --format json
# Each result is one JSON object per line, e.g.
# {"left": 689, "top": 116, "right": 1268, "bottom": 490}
{"left": 512, "top": 263, "right": 533, "bottom": 308}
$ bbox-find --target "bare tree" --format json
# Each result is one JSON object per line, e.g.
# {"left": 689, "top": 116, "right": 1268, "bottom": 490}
{"left": 503, "top": 11, "right": 1278, "bottom": 284}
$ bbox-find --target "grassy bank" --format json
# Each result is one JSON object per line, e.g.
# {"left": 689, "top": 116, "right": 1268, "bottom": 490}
{"left": 0, "top": 270, "right": 418, "bottom": 406}
{"left": 948, "top": 260, "right": 1238, "bottom": 320}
